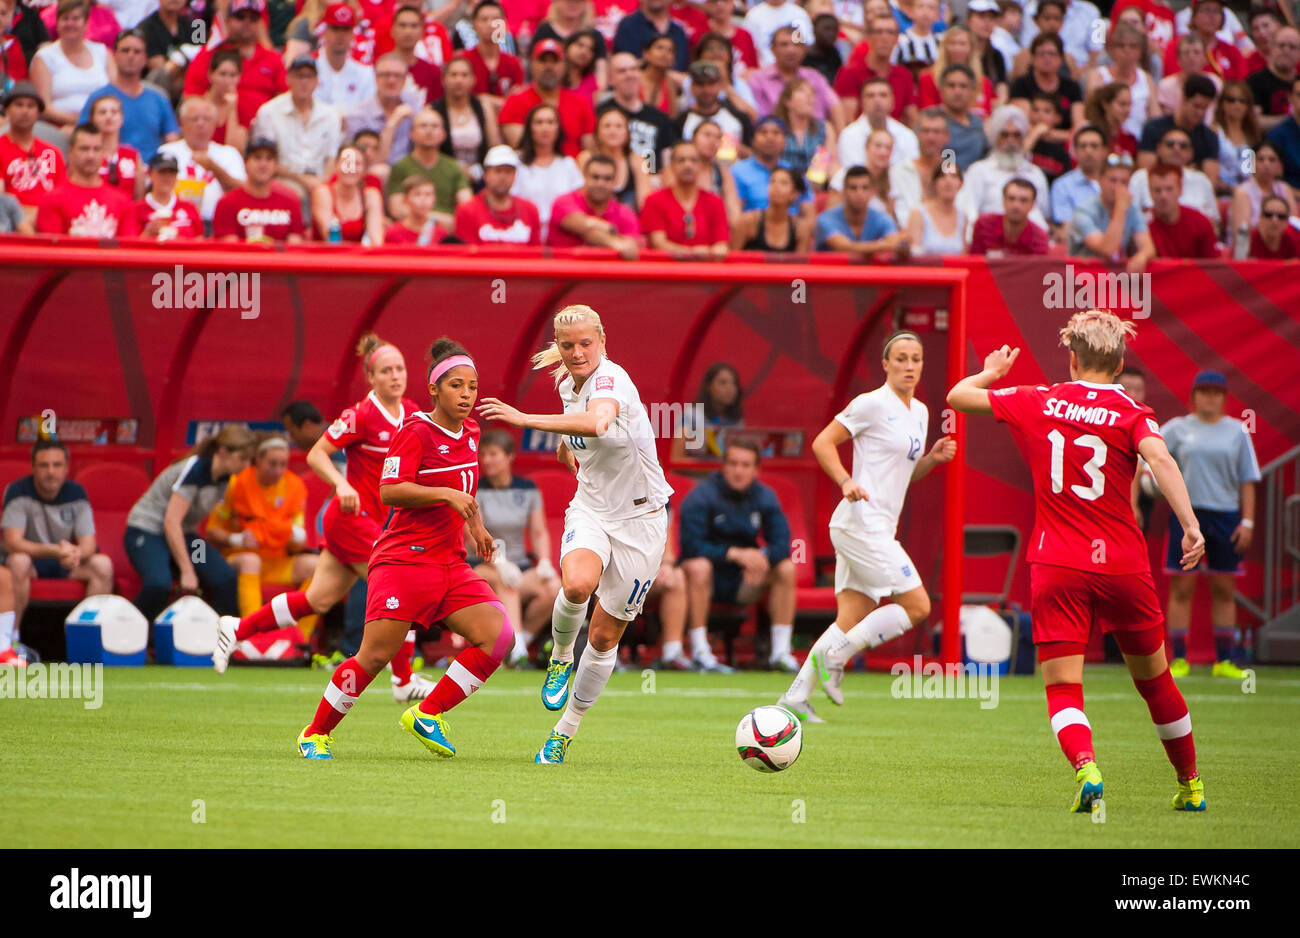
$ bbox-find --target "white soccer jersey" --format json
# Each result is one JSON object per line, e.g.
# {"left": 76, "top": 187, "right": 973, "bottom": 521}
{"left": 829, "top": 385, "right": 929, "bottom": 536}
{"left": 559, "top": 356, "right": 673, "bottom": 520}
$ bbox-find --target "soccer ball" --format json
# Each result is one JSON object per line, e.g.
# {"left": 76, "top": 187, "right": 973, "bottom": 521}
{"left": 736, "top": 705, "right": 803, "bottom": 772}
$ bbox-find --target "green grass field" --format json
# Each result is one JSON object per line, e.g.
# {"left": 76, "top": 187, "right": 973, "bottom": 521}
{"left": 8, "top": 664, "right": 1298, "bottom": 848}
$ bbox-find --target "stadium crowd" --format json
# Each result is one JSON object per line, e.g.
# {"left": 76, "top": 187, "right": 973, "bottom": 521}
{"left": 0, "top": 0, "right": 1297, "bottom": 259}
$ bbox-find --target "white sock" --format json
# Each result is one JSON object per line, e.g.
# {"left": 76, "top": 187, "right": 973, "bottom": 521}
{"left": 688, "top": 626, "right": 711, "bottom": 658}
{"left": 769, "top": 623, "right": 793, "bottom": 659}
{"left": 550, "top": 593, "right": 587, "bottom": 663}
{"left": 784, "top": 625, "right": 840, "bottom": 703}
{"left": 556, "top": 642, "right": 618, "bottom": 737}
{"left": 661, "top": 640, "right": 683, "bottom": 662}
{"left": 512, "top": 630, "right": 529, "bottom": 659}
{"left": 834, "top": 604, "right": 912, "bottom": 666}
{"left": 0, "top": 611, "right": 13, "bottom": 652}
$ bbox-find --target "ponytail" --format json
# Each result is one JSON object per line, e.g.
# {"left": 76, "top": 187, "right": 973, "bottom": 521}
{"left": 530, "top": 304, "right": 606, "bottom": 387}
{"left": 356, "top": 332, "right": 390, "bottom": 376}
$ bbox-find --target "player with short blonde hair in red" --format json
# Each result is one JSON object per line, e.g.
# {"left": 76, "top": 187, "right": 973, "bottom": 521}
{"left": 212, "top": 334, "right": 434, "bottom": 701}
{"left": 948, "top": 309, "right": 1209, "bottom": 813}
{"left": 298, "top": 338, "right": 513, "bottom": 759}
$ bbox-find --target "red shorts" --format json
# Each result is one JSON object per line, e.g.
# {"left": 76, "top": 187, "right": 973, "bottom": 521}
{"left": 1030, "top": 564, "right": 1165, "bottom": 656}
{"left": 365, "top": 561, "right": 499, "bottom": 628}
{"left": 321, "top": 498, "right": 383, "bottom": 566}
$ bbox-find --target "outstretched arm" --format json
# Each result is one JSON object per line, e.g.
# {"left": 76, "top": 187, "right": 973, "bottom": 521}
{"left": 478, "top": 397, "right": 620, "bottom": 437}
{"left": 946, "top": 345, "right": 1021, "bottom": 415}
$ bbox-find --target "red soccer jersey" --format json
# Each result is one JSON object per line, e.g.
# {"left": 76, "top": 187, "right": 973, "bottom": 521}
{"left": 99, "top": 144, "right": 140, "bottom": 198}
{"left": 454, "top": 192, "right": 542, "bottom": 244}
{"left": 0, "top": 134, "right": 66, "bottom": 207}
{"left": 185, "top": 44, "right": 288, "bottom": 127}
{"left": 35, "top": 181, "right": 140, "bottom": 237}
{"left": 640, "top": 186, "right": 729, "bottom": 246}
{"left": 497, "top": 86, "right": 595, "bottom": 157}
{"left": 134, "top": 195, "right": 204, "bottom": 239}
{"left": 1148, "top": 207, "right": 1219, "bottom": 258}
{"left": 212, "top": 186, "right": 305, "bottom": 241}
{"left": 372, "top": 412, "right": 481, "bottom": 567}
{"left": 834, "top": 60, "right": 915, "bottom": 122}
{"left": 463, "top": 46, "right": 526, "bottom": 98}
{"left": 989, "top": 380, "right": 1163, "bottom": 575}
{"left": 326, "top": 391, "right": 422, "bottom": 523}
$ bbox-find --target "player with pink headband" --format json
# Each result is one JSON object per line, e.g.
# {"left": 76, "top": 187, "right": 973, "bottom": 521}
{"left": 298, "top": 337, "right": 515, "bottom": 760}
{"left": 212, "top": 333, "right": 435, "bottom": 702}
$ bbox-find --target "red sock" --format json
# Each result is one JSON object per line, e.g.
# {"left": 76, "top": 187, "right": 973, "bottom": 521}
{"left": 418, "top": 647, "right": 500, "bottom": 716}
{"left": 307, "top": 658, "right": 375, "bottom": 736}
{"left": 236, "top": 590, "right": 314, "bottom": 641}
{"left": 1134, "top": 670, "right": 1198, "bottom": 781}
{"left": 1045, "top": 683, "right": 1095, "bottom": 769}
{"left": 391, "top": 631, "right": 415, "bottom": 684}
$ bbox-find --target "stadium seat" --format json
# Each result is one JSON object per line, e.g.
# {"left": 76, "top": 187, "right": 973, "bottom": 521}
{"left": 0, "top": 459, "right": 32, "bottom": 493}
{"left": 74, "top": 462, "right": 152, "bottom": 599}
{"left": 756, "top": 473, "right": 838, "bottom": 620}
{"left": 959, "top": 526, "right": 1022, "bottom": 605}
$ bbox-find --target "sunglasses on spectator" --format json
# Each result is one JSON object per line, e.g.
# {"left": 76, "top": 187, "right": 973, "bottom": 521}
{"left": 1261, "top": 210, "right": 1288, "bottom": 220}
{"left": 683, "top": 213, "right": 696, "bottom": 240}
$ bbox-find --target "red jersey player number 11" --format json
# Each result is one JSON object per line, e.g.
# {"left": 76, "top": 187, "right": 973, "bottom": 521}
{"left": 948, "top": 309, "right": 1210, "bottom": 816}
{"left": 297, "top": 338, "right": 516, "bottom": 762}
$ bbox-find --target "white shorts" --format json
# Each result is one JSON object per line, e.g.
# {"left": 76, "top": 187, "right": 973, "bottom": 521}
{"left": 560, "top": 502, "right": 668, "bottom": 621}
{"left": 830, "top": 525, "right": 923, "bottom": 602}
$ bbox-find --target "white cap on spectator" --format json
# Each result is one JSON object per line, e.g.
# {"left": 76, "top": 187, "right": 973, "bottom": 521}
{"left": 484, "top": 145, "right": 520, "bottom": 169}
{"left": 967, "top": 0, "right": 1000, "bottom": 13}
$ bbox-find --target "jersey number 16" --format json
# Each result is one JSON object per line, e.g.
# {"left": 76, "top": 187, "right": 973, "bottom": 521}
{"left": 1047, "top": 430, "right": 1106, "bottom": 501}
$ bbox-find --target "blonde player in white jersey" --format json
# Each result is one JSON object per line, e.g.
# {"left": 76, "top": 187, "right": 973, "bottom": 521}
{"left": 478, "top": 305, "right": 673, "bottom": 764}
{"left": 778, "top": 331, "right": 956, "bottom": 722}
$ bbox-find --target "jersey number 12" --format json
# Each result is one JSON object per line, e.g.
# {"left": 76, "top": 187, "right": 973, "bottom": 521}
{"left": 1047, "top": 430, "right": 1106, "bottom": 501}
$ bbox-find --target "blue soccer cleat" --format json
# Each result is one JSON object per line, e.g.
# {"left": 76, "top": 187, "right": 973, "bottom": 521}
{"left": 535, "top": 730, "right": 573, "bottom": 764}
{"left": 298, "top": 726, "right": 334, "bottom": 760}
{"left": 400, "top": 706, "right": 456, "bottom": 758}
{"left": 541, "top": 657, "right": 575, "bottom": 711}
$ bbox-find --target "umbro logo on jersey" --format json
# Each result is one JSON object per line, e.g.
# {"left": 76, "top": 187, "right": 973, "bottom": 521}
{"left": 439, "top": 444, "right": 450, "bottom": 454}
{"left": 469, "top": 438, "right": 477, "bottom": 451}
{"left": 379, "top": 431, "right": 390, "bottom": 441}
{"left": 386, "top": 596, "right": 399, "bottom": 609}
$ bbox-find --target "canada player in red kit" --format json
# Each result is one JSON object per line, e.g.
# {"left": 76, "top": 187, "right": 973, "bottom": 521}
{"left": 213, "top": 334, "right": 434, "bottom": 701}
{"left": 298, "top": 338, "right": 513, "bottom": 760}
{"left": 949, "top": 309, "right": 1210, "bottom": 813}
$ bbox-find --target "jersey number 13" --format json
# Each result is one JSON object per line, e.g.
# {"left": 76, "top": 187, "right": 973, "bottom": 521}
{"left": 1047, "top": 430, "right": 1106, "bottom": 501}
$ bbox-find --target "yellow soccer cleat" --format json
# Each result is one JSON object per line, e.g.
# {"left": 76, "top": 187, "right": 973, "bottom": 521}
{"left": 298, "top": 726, "right": 334, "bottom": 760}
{"left": 1211, "top": 660, "right": 1247, "bottom": 679}
{"left": 1169, "top": 657, "right": 1191, "bottom": 678}
{"left": 400, "top": 706, "right": 456, "bottom": 758}
{"left": 1172, "top": 776, "right": 1207, "bottom": 812}
{"left": 1070, "top": 761, "right": 1104, "bottom": 814}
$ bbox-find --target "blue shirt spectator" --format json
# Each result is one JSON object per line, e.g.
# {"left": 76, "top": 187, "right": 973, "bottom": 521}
{"left": 731, "top": 155, "right": 812, "bottom": 213}
{"left": 679, "top": 470, "right": 791, "bottom": 569}
{"left": 1050, "top": 166, "right": 1101, "bottom": 225}
{"left": 79, "top": 85, "right": 179, "bottom": 162}
{"left": 1067, "top": 192, "right": 1147, "bottom": 259}
{"left": 613, "top": 8, "right": 690, "bottom": 73}
{"left": 815, "top": 203, "right": 898, "bottom": 249}
{"left": 1264, "top": 101, "right": 1300, "bottom": 190}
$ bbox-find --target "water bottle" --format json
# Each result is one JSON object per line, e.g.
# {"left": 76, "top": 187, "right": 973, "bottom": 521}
{"left": 328, "top": 219, "right": 342, "bottom": 243}
{"left": 1233, "top": 222, "right": 1249, "bottom": 260}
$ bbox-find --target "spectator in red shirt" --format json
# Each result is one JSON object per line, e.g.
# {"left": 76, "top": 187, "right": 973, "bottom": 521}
{"left": 640, "top": 139, "right": 728, "bottom": 258}
{"left": 1248, "top": 194, "right": 1300, "bottom": 259}
{"left": 1146, "top": 162, "right": 1219, "bottom": 258}
{"left": 547, "top": 153, "right": 641, "bottom": 257}
{"left": 463, "top": 0, "right": 525, "bottom": 106}
{"left": 183, "top": 0, "right": 288, "bottom": 128}
{"left": 692, "top": 0, "right": 758, "bottom": 71}
{"left": 0, "top": 82, "right": 66, "bottom": 223}
{"left": 0, "top": 0, "right": 28, "bottom": 81}
{"left": 135, "top": 151, "right": 204, "bottom": 239}
{"left": 969, "top": 176, "right": 1050, "bottom": 254}
{"left": 454, "top": 144, "right": 542, "bottom": 244}
{"left": 211, "top": 136, "right": 306, "bottom": 242}
{"left": 1162, "top": 0, "right": 1245, "bottom": 83}
{"left": 89, "top": 94, "right": 142, "bottom": 199}
{"left": 384, "top": 174, "right": 452, "bottom": 244}
{"left": 498, "top": 37, "right": 595, "bottom": 156}
{"left": 836, "top": 14, "right": 917, "bottom": 125}
{"left": 387, "top": 4, "right": 443, "bottom": 104}
{"left": 35, "top": 122, "right": 139, "bottom": 237}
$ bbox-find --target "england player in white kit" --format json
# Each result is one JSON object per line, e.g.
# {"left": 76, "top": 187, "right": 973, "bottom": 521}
{"left": 778, "top": 332, "right": 956, "bottom": 721}
{"left": 478, "top": 304, "right": 673, "bottom": 763}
